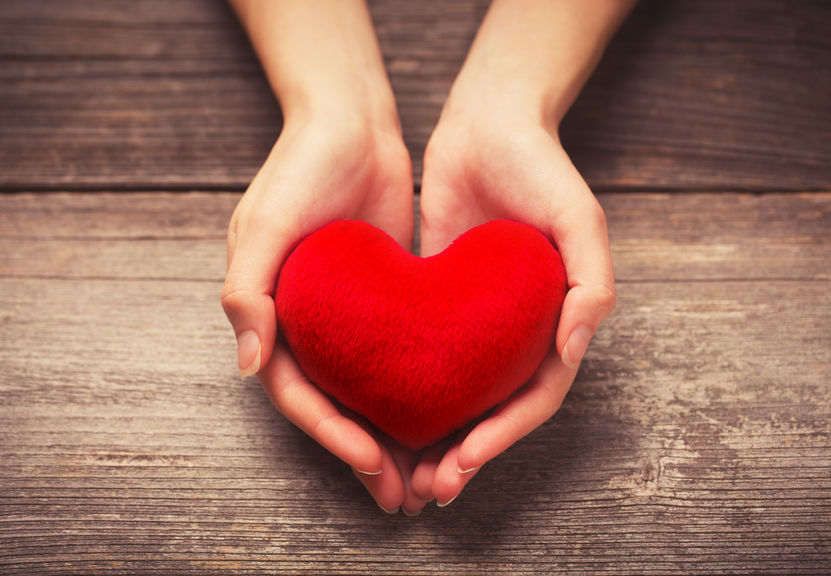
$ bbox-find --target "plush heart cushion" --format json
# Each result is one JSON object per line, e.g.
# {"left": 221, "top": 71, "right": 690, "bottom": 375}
{"left": 275, "top": 219, "right": 567, "bottom": 450}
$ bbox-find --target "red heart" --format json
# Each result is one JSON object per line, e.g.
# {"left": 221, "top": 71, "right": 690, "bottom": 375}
{"left": 275, "top": 219, "right": 567, "bottom": 450}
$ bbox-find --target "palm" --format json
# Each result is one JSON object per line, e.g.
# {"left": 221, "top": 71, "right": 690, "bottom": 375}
{"left": 234, "top": 125, "right": 413, "bottom": 250}
{"left": 420, "top": 123, "right": 588, "bottom": 257}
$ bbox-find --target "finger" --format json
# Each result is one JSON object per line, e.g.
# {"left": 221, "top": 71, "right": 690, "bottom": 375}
{"left": 431, "top": 440, "right": 481, "bottom": 508}
{"left": 557, "top": 283, "right": 616, "bottom": 369}
{"left": 353, "top": 440, "right": 406, "bottom": 515}
{"left": 411, "top": 441, "right": 447, "bottom": 502}
{"left": 427, "top": 422, "right": 481, "bottom": 508}
{"left": 546, "top": 172, "right": 616, "bottom": 369}
{"left": 260, "top": 343, "right": 383, "bottom": 475}
{"left": 386, "top": 444, "right": 427, "bottom": 517}
{"left": 222, "top": 212, "right": 298, "bottom": 377}
{"left": 455, "top": 352, "right": 577, "bottom": 475}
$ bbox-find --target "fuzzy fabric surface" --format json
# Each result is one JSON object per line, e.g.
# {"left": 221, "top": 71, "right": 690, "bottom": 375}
{"left": 275, "top": 219, "right": 568, "bottom": 450}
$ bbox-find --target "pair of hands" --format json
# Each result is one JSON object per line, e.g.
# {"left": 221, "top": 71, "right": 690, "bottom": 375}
{"left": 221, "top": 94, "right": 616, "bottom": 515}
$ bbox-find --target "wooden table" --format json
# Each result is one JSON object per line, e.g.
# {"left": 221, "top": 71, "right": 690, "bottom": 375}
{"left": 1, "top": 1, "right": 829, "bottom": 573}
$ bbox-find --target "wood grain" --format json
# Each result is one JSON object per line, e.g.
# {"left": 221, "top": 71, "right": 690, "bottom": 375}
{"left": 2, "top": 191, "right": 829, "bottom": 282}
{"left": 1, "top": 191, "right": 829, "bottom": 574}
{"left": 561, "top": 0, "right": 831, "bottom": 191}
{"left": 1, "top": 280, "right": 828, "bottom": 574}
{"left": 2, "top": 0, "right": 830, "bottom": 572}
{"left": 1, "top": 0, "right": 829, "bottom": 191}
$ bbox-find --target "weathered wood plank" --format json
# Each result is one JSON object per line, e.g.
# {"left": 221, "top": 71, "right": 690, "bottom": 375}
{"left": 0, "top": 238, "right": 225, "bottom": 281}
{"left": 605, "top": 192, "right": 831, "bottom": 282}
{"left": 561, "top": 0, "right": 831, "bottom": 191}
{"left": 1, "top": 0, "right": 829, "bottom": 191}
{"left": 0, "top": 192, "right": 830, "bottom": 574}
{"left": 0, "top": 192, "right": 237, "bottom": 239}
{"left": 0, "top": 0, "right": 277, "bottom": 190}
{"left": 1, "top": 275, "right": 829, "bottom": 574}
{"left": 2, "top": 0, "right": 829, "bottom": 572}
{"left": 2, "top": 192, "right": 829, "bottom": 282}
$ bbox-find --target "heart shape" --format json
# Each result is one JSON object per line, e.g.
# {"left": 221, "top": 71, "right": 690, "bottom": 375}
{"left": 275, "top": 219, "right": 567, "bottom": 450}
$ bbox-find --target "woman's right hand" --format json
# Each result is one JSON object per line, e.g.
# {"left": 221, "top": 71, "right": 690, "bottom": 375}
{"left": 224, "top": 0, "right": 431, "bottom": 515}
{"left": 222, "top": 113, "right": 421, "bottom": 514}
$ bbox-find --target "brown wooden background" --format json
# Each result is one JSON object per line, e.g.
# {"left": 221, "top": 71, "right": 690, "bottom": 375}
{"left": 1, "top": 1, "right": 829, "bottom": 574}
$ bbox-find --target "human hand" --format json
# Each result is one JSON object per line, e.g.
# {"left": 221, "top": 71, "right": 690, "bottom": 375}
{"left": 412, "top": 91, "right": 616, "bottom": 509}
{"left": 406, "top": 0, "right": 635, "bottom": 511}
{"left": 224, "top": 0, "right": 438, "bottom": 515}
{"left": 222, "top": 114, "right": 425, "bottom": 513}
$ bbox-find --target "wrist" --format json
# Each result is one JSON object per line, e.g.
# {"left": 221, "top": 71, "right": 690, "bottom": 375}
{"left": 232, "top": 0, "right": 402, "bottom": 139}
{"left": 441, "top": 64, "right": 553, "bottom": 134}
{"left": 441, "top": 32, "right": 573, "bottom": 137}
{"left": 442, "top": 0, "right": 638, "bottom": 135}
{"left": 280, "top": 76, "right": 402, "bottom": 141}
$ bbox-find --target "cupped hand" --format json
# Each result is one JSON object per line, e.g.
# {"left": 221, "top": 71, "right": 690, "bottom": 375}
{"left": 222, "top": 115, "right": 426, "bottom": 514}
{"left": 413, "top": 107, "right": 616, "bottom": 507}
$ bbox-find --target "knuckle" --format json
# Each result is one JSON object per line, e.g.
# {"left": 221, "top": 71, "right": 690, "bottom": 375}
{"left": 241, "top": 207, "right": 272, "bottom": 234}
{"left": 595, "top": 284, "right": 617, "bottom": 316}
{"left": 228, "top": 203, "right": 242, "bottom": 232}
{"left": 309, "top": 412, "right": 336, "bottom": 438}
{"left": 220, "top": 282, "right": 249, "bottom": 315}
{"left": 587, "top": 198, "right": 609, "bottom": 232}
{"left": 227, "top": 198, "right": 249, "bottom": 237}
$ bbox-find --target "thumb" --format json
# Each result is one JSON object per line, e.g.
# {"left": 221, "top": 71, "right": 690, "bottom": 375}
{"left": 556, "top": 283, "right": 616, "bottom": 369}
{"left": 222, "top": 222, "right": 295, "bottom": 378}
{"left": 549, "top": 193, "right": 616, "bottom": 369}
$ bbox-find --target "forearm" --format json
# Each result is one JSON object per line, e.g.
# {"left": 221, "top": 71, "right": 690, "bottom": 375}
{"left": 447, "top": 0, "right": 637, "bottom": 129}
{"left": 229, "top": 0, "right": 399, "bottom": 132}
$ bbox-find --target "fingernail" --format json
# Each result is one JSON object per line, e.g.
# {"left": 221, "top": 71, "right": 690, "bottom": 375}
{"left": 355, "top": 468, "right": 383, "bottom": 476}
{"left": 379, "top": 504, "right": 399, "bottom": 515}
{"left": 436, "top": 494, "right": 458, "bottom": 508}
{"left": 457, "top": 465, "right": 480, "bottom": 475}
{"left": 237, "top": 330, "right": 261, "bottom": 378}
{"left": 562, "top": 325, "right": 593, "bottom": 369}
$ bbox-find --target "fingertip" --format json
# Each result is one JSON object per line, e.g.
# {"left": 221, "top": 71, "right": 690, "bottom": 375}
{"left": 411, "top": 463, "right": 436, "bottom": 502}
{"left": 306, "top": 412, "right": 383, "bottom": 477}
{"left": 355, "top": 466, "right": 383, "bottom": 476}
{"left": 411, "top": 440, "right": 449, "bottom": 501}
{"left": 353, "top": 445, "right": 405, "bottom": 514}
{"left": 401, "top": 505, "right": 424, "bottom": 517}
{"left": 221, "top": 286, "right": 278, "bottom": 377}
{"left": 436, "top": 494, "right": 459, "bottom": 508}
{"left": 431, "top": 445, "right": 478, "bottom": 509}
{"left": 349, "top": 434, "right": 384, "bottom": 477}
{"left": 456, "top": 441, "right": 486, "bottom": 477}
{"left": 401, "top": 478, "right": 432, "bottom": 517}
{"left": 436, "top": 463, "right": 481, "bottom": 508}
{"left": 237, "top": 330, "right": 262, "bottom": 378}
{"left": 435, "top": 474, "right": 476, "bottom": 509}
{"left": 555, "top": 283, "right": 614, "bottom": 360}
{"left": 455, "top": 408, "right": 532, "bottom": 476}
{"left": 561, "top": 325, "right": 593, "bottom": 370}
{"left": 353, "top": 469, "right": 399, "bottom": 514}
{"left": 461, "top": 410, "right": 522, "bottom": 472}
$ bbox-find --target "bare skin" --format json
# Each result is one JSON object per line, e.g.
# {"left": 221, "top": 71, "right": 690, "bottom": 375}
{"left": 223, "top": 0, "right": 636, "bottom": 515}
